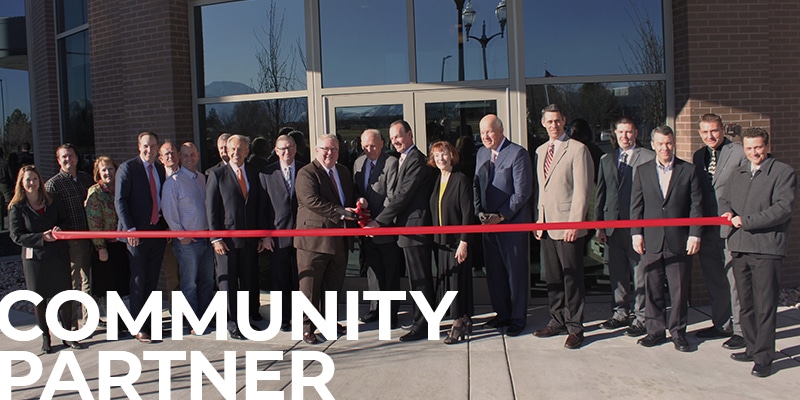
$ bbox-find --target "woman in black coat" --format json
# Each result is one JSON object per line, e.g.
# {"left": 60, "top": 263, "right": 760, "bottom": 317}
{"left": 8, "top": 165, "right": 83, "bottom": 353}
{"left": 428, "top": 141, "right": 475, "bottom": 344}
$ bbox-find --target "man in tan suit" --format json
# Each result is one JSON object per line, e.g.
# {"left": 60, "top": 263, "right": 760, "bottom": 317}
{"left": 532, "top": 104, "right": 594, "bottom": 349}
{"left": 294, "top": 134, "right": 357, "bottom": 344}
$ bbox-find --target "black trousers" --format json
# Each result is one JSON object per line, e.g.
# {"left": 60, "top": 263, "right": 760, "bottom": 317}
{"left": 127, "top": 237, "right": 166, "bottom": 332}
{"left": 435, "top": 244, "right": 473, "bottom": 319}
{"left": 733, "top": 253, "right": 780, "bottom": 366}
{"left": 215, "top": 242, "right": 258, "bottom": 332}
{"left": 541, "top": 234, "right": 586, "bottom": 334}
{"left": 269, "top": 246, "right": 299, "bottom": 324}
{"left": 641, "top": 249, "right": 690, "bottom": 338}
{"left": 402, "top": 243, "right": 434, "bottom": 331}
{"left": 362, "top": 238, "right": 401, "bottom": 320}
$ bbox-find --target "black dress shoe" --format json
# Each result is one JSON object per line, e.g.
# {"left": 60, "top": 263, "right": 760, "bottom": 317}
{"left": 564, "top": 333, "right": 584, "bottom": 349}
{"left": 62, "top": 340, "right": 85, "bottom": 350}
{"left": 485, "top": 317, "right": 510, "bottom": 329}
{"left": 672, "top": 336, "right": 690, "bottom": 352}
{"left": 533, "top": 325, "right": 567, "bottom": 338}
{"left": 624, "top": 324, "right": 647, "bottom": 337}
{"left": 723, "top": 335, "right": 746, "bottom": 350}
{"left": 41, "top": 335, "right": 52, "bottom": 354}
{"left": 505, "top": 324, "right": 525, "bottom": 337}
{"left": 600, "top": 318, "right": 629, "bottom": 330}
{"left": 303, "top": 332, "right": 318, "bottom": 344}
{"left": 730, "top": 352, "right": 754, "bottom": 362}
{"left": 359, "top": 311, "right": 379, "bottom": 323}
{"left": 337, "top": 324, "right": 346, "bottom": 335}
{"left": 251, "top": 313, "right": 264, "bottom": 322}
{"left": 637, "top": 334, "right": 667, "bottom": 347}
{"left": 399, "top": 330, "right": 426, "bottom": 342}
{"left": 229, "top": 329, "right": 246, "bottom": 340}
{"left": 751, "top": 363, "right": 772, "bottom": 378}
{"left": 695, "top": 326, "right": 731, "bottom": 339}
{"left": 280, "top": 321, "right": 292, "bottom": 332}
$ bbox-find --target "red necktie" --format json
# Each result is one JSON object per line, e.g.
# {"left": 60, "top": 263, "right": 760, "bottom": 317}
{"left": 237, "top": 168, "right": 248, "bottom": 199}
{"left": 148, "top": 164, "right": 159, "bottom": 225}
{"left": 543, "top": 142, "right": 555, "bottom": 178}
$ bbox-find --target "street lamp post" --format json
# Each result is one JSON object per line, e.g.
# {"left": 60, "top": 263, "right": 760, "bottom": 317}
{"left": 462, "top": 0, "right": 507, "bottom": 80}
{"left": 441, "top": 55, "right": 452, "bottom": 82}
{"left": 0, "top": 79, "right": 5, "bottom": 149}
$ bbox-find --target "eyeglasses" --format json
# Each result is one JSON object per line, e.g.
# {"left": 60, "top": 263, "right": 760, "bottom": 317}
{"left": 317, "top": 147, "right": 339, "bottom": 153}
{"left": 276, "top": 146, "right": 295, "bottom": 152}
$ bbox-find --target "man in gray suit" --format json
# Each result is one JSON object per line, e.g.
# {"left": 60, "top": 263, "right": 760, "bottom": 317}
{"left": 692, "top": 114, "right": 748, "bottom": 349}
{"left": 473, "top": 114, "right": 533, "bottom": 337}
{"left": 353, "top": 129, "right": 401, "bottom": 327}
{"left": 720, "top": 127, "right": 796, "bottom": 378}
{"left": 595, "top": 117, "right": 654, "bottom": 337}
{"left": 532, "top": 105, "right": 593, "bottom": 349}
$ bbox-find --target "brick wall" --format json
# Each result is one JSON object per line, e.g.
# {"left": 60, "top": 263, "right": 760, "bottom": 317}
{"left": 673, "top": 0, "right": 800, "bottom": 305}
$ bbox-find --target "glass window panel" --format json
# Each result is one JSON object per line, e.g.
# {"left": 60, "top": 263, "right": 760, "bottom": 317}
{"left": 415, "top": 0, "right": 508, "bottom": 82}
{"left": 524, "top": 0, "right": 664, "bottom": 77}
{"left": 333, "top": 104, "right": 403, "bottom": 170}
{"left": 199, "top": 98, "right": 309, "bottom": 169}
{"left": 422, "top": 100, "right": 496, "bottom": 175}
{"left": 56, "top": 0, "right": 88, "bottom": 33}
{"left": 198, "top": 0, "right": 306, "bottom": 97}
{"left": 58, "top": 30, "right": 94, "bottom": 168}
{"left": 319, "top": 0, "right": 408, "bottom": 88}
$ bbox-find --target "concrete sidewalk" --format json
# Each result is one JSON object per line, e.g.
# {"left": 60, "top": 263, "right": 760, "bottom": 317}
{"left": 2, "top": 296, "right": 798, "bottom": 399}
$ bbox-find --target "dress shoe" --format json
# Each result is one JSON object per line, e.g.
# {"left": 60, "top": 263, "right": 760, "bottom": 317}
{"left": 62, "top": 340, "right": 85, "bottom": 350}
{"left": 751, "top": 363, "right": 772, "bottom": 378}
{"left": 695, "top": 326, "right": 731, "bottom": 339}
{"left": 637, "top": 334, "right": 667, "bottom": 347}
{"left": 41, "top": 335, "right": 52, "bottom": 354}
{"left": 723, "top": 335, "right": 746, "bottom": 350}
{"left": 564, "top": 333, "right": 584, "bottom": 349}
{"left": 505, "top": 324, "right": 525, "bottom": 337}
{"left": 672, "top": 336, "right": 690, "bottom": 352}
{"left": 533, "top": 325, "right": 567, "bottom": 338}
{"left": 444, "top": 317, "right": 472, "bottom": 345}
{"left": 280, "top": 321, "right": 292, "bottom": 332}
{"left": 730, "top": 352, "right": 754, "bottom": 362}
{"left": 251, "top": 313, "right": 264, "bottom": 322}
{"left": 359, "top": 311, "right": 379, "bottom": 323}
{"left": 337, "top": 324, "right": 346, "bottom": 335}
{"left": 600, "top": 318, "right": 629, "bottom": 330}
{"left": 399, "top": 330, "right": 426, "bottom": 342}
{"left": 485, "top": 316, "right": 510, "bottom": 329}
{"left": 303, "top": 332, "right": 318, "bottom": 344}
{"left": 134, "top": 332, "right": 152, "bottom": 343}
{"left": 624, "top": 324, "right": 647, "bottom": 337}
{"left": 228, "top": 329, "right": 246, "bottom": 340}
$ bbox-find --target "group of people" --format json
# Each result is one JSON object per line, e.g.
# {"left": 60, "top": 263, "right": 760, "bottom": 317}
{"left": 6, "top": 106, "right": 795, "bottom": 378}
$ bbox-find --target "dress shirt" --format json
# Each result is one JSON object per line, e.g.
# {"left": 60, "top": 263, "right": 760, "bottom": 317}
{"left": 162, "top": 167, "right": 209, "bottom": 236}
{"left": 656, "top": 156, "right": 674, "bottom": 196}
{"left": 323, "top": 165, "right": 345, "bottom": 206}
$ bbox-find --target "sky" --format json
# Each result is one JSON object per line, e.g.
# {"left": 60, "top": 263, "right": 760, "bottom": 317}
{"left": 0, "top": 0, "right": 31, "bottom": 118}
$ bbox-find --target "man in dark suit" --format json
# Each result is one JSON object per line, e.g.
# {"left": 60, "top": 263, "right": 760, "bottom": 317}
{"left": 473, "top": 114, "right": 533, "bottom": 337}
{"left": 206, "top": 134, "right": 265, "bottom": 339}
{"left": 692, "top": 114, "right": 748, "bottom": 349}
{"left": 206, "top": 133, "right": 231, "bottom": 175}
{"left": 260, "top": 134, "right": 306, "bottom": 332}
{"left": 115, "top": 131, "right": 168, "bottom": 343}
{"left": 353, "top": 129, "right": 401, "bottom": 327}
{"left": 631, "top": 125, "right": 703, "bottom": 352}
{"left": 294, "top": 134, "right": 357, "bottom": 344}
{"left": 595, "top": 117, "right": 654, "bottom": 336}
{"left": 366, "top": 120, "right": 435, "bottom": 342}
{"left": 720, "top": 127, "right": 797, "bottom": 378}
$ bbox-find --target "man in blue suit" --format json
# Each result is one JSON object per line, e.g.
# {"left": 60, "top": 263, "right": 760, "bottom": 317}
{"left": 473, "top": 114, "right": 533, "bottom": 336}
{"left": 115, "top": 131, "right": 167, "bottom": 343}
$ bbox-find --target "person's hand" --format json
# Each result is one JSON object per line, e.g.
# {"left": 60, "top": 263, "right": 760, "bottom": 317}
{"left": 357, "top": 197, "right": 368, "bottom": 209}
{"left": 127, "top": 237, "right": 139, "bottom": 247}
{"left": 261, "top": 237, "right": 274, "bottom": 252}
{"left": 633, "top": 236, "right": 645, "bottom": 255}
{"left": 179, "top": 237, "right": 194, "bottom": 245}
{"left": 455, "top": 241, "right": 468, "bottom": 264}
{"left": 98, "top": 248, "right": 109, "bottom": 262}
{"left": 686, "top": 239, "right": 700, "bottom": 256}
{"left": 731, "top": 216, "right": 742, "bottom": 229}
{"left": 343, "top": 207, "right": 358, "bottom": 221}
{"left": 721, "top": 211, "right": 733, "bottom": 221}
{"left": 213, "top": 241, "right": 229, "bottom": 255}
{"left": 563, "top": 229, "right": 578, "bottom": 243}
{"left": 43, "top": 229, "right": 55, "bottom": 242}
{"left": 534, "top": 230, "right": 543, "bottom": 240}
{"left": 596, "top": 229, "right": 607, "bottom": 244}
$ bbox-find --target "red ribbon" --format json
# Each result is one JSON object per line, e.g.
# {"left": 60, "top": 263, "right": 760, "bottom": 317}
{"left": 51, "top": 217, "right": 730, "bottom": 240}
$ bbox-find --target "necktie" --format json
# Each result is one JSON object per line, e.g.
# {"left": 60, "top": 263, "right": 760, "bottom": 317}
{"left": 329, "top": 169, "right": 342, "bottom": 205}
{"left": 148, "top": 164, "right": 159, "bottom": 225}
{"left": 491, "top": 151, "right": 498, "bottom": 164}
{"left": 618, "top": 151, "right": 629, "bottom": 183}
{"left": 284, "top": 166, "right": 292, "bottom": 194}
{"left": 237, "top": 167, "right": 248, "bottom": 199}
{"left": 399, "top": 153, "right": 407, "bottom": 167}
{"left": 543, "top": 142, "right": 555, "bottom": 178}
{"left": 366, "top": 161, "right": 376, "bottom": 192}
{"left": 708, "top": 149, "right": 717, "bottom": 180}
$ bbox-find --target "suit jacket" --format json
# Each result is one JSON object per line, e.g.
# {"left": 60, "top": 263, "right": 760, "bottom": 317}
{"left": 719, "top": 157, "right": 797, "bottom": 257}
{"left": 534, "top": 138, "right": 594, "bottom": 239}
{"left": 631, "top": 157, "right": 703, "bottom": 254}
{"left": 430, "top": 171, "right": 474, "bottom": 247}
{"left": 474, "top": 139, "right": 533, "bottom": 225}
{"left": 353, "top": 152, "right": 398, "bottom": 245}
{"left": 595, "top": 147, "right": 655, "bottom": 236}
{"left": 692, "top": 138, "right": 747, "bottom": 238}
{"left": 206, "top": 162, "right": 264, "bottom": 249}
{"left": 260, "top": 160, "right": 306, "bottom": 249}
{"left": 115, "top": 157, "right": 166, "bottom": 231}
{"left": 373, "top": 146, "right": 434, "bottom": 248}
{"left": 8, "top": 194, "right": 69, "bottom": 262}
{"left": 294, "top": 160, "right": 355, "bottom": 255}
